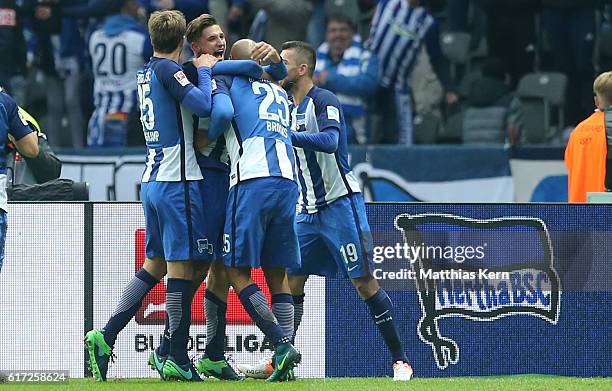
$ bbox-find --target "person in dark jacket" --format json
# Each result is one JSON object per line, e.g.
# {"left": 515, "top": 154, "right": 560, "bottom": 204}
{"left": 0, "top": 1, "right": 28, "bottom": 105}
{"left": 542, "top": 0, "right": 597, "bottom": 125}
{"left": 475, "top": 0, "right": 540, "bottom": 88}
{"left": 462, "top": 58, "right": 523, "bottom": 145}
{"left": 30, "top": 0, "right": 85, "bottom": 148}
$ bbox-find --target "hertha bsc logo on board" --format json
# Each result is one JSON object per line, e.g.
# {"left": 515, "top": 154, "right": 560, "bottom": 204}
{"left": 395, "top": 214, "right": 561, "bottom": 370}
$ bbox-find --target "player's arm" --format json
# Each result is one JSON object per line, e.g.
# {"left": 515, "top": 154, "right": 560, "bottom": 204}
{"left": 291, "top": 128, "right": 339, "bottom": 154}
{"left": 292, "top": 91, "right": 343, "bottom": 153}
{"left": 211, "top": 59, "right": 287, "bottom": 82}
{"left": 250, "top": 42, "right": 288, "bottom": 81}
{"left": 208, "top": 76, "right": 234, "bottom": 140}
{"left": 212, "top": 60, "right": 263, "bottom": 79}
{"left": 169, "top": 54, "right": 218, "bottom": 117}
{"left": 323, "top": 51, "right": 378, "bottom": 97}
{"left": 6, "top": 98, "right": 38, "bottom": 158}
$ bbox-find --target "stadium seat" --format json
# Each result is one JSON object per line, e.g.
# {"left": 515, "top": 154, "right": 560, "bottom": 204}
{"left": 516, "top": 72, "right": 567, "bottom": 144}
{"left": 597, "top": 28, "right": 612, "bottom": 70}
{"left": 440, "top": 32, "right": 471, "bottom": 82}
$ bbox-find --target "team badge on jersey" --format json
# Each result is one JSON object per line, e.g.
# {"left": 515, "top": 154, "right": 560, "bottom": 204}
{"left": 174, "top": 70, "right": 190, "bottom": 87}
{"left": 327, "top": 106, "right": 340, "bottom": 123}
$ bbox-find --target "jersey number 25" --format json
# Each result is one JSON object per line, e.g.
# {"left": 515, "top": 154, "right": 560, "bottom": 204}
{"left": 252, "top": 81, "right": 290, "bottom": 128}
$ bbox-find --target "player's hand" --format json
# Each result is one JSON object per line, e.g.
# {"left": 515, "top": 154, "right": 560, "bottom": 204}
{"left": 193, "top": 53, "right": 219, "bottom": 69}
{"left": 251, "top": 42, "right": 281, "bottom": 66}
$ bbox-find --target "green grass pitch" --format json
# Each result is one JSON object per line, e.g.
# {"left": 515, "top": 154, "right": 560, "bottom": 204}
{"left": 2, "top": 376, "right": 610, "bottom": 391}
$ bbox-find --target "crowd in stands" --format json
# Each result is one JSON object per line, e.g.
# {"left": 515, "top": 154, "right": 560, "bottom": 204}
{"left": 2, "top": 0, "right": 612, "bottom": 148}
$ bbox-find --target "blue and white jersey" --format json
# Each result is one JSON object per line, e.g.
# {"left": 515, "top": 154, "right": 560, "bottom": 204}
{"left": 87, "top": 15, "right": 153, "bottom": 146}
{"left": 292, "top": 86, "right": 361, "bottom": 214}
{"left": 213, "top": 75, "right": 296, "bottom": 188}
{"left": 182, "top": 61, "right": 230, "bottom": 172}
{"left": 368, "top": 0, "right": 434, "bottom": 92}
{"left": 137, "top": 57, "right": 203, "bottom": 183}
{"left": 0, "top": 88, "right": 33, "bottom": 211}
{"left": 315, "top": 35, "right": 371, "bottom": 117}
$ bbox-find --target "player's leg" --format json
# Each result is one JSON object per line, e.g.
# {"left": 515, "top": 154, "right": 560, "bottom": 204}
{"left": 158, "top": 181, "right": 207, "bottom": 381}
{"left": 288, "top": 212, "right": 339, "bottom": 342}
{"left": 0, "top": 211, "right": 6, "bottom": 273}
{"left": 162, "top": 260, "right": 201, "bottom": 381}
{"left": 152, "top": 261, "right": 208, "bottom": 379}
{"left": 224, "top": 178, "right": 301, "bottom": 382}
{"left": 264, "top": 267, "right": 294, "bottom": 344}
{"left": 102, "top": 258, "right": 166, "bottom": 347}
{"left": 194, "top": 169, "right": 241, "bottom": 380}
{"left": 324, "top": 194, "right": 412, "bottom": 381}
{"left": 204, "top": 261, "right": 230, "bottom": 360}
{"left": 196, "top": 261, "right": 243, "bottom": 380}
{"left": 287, "top": 275, "right": 308, "bottom": 342}
{"left": 238, "top": 269, "right": 303, "bottom": 380}
{"left": 226, "top": 265, "right": 299, "bottom": 383}
{"left": 259, "top": 178, "right": 304, "bottom": 382}
{"left": 86, "top": 182, "right": 166, "bottom": 381}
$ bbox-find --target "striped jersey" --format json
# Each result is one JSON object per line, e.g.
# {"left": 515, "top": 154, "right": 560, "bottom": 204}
{"left": 315, "top": 35, "right": 370, "bottom": 117}
{"left": 137, "top": 57, "right": 202, "bottom": 183}
{"left": 315, "top": 35, "right": 375, "bottom": 143}
{"left": 182, "top": 61, "right": 230, "bottom": 172}
{"left": 368, "top": 0, "right": 434, "bottom": 92}
{"left": 213, "top": 75, "right": 296, "bottom": 188}
{"left": 292, "top": 86, "right": 361, "bottom": 214}
{"left": 87, "top": 15, "right": 152, "bottom": 146}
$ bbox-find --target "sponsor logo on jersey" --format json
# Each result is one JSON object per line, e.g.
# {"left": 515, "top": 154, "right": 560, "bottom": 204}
{"left": 326, "top": 106, "right": 340, "bottom": 123}
{"left": 174, "top": 71, "right": 190, "bottom": 87}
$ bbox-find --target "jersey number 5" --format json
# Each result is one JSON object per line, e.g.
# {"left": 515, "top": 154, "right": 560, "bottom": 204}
{"left": 252, "top": 81, "right": 290, "bottom": 128}
{"left": 138, "top": 83, "right": 155, "bottom": 131}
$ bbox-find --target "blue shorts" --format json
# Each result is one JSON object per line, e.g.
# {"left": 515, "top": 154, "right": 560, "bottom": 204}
{"left": 0, "top": 212, "right": 6, "bottom": 272}
{"left": 141, "top": 181, "right": 209, "bottom": 262}
{"left": 223, "top": 177, "right": 300, "bottom": 269}
{"left": 199, "top": 168, "right": 229, "bottom": 262}
{"left": 288, "top": 193, "right": 374, "bottom": 279}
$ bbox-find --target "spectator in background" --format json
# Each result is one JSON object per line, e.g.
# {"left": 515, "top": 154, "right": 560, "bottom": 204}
{"left": 307, "top": 0, "right": 325, "bottom": 47}
{"left": 461, "top": 58, "right": 523, "bottom": 145}
{"left": 242, "top": 0, "right": 312, "bottom": 50}
{"left": 565, "top": 72, "right": 612, "bottom": 203}
{"left": 143, "top": 0, "right": 208, "bottom": 21}
{"left": 87, "top": 0, "right": 152, "bottom": 147}
{"left": 32, "top": 1, "right": 85, "bottom": 148}
{"left": 313, "top": 14, "right": 378, "bottom": 144}
{"left": 542, "top": 0, "right": 597, "bottom": 126}
{"left": 209, "top": 0, "right": 250, "bottom": 46}
{"left": 368, "top": 0, "right": 447, "bottom": 145}
{"left": 475, "top": 0, "right": 539, "bottom": 88}
{"left": 307, "top": 0, "right": 360, "bottom": 48}
{"left": 0, "top": 1, "right": 28, "bottom": 106}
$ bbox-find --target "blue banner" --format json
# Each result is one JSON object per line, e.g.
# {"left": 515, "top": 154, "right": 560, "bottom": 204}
{"left": 325, "top": 203, "right": 611, "bottom": 377}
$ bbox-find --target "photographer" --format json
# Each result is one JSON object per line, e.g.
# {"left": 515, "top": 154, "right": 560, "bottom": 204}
{"left": 0, "top": 87, "right": 39, "bottom": 272}
{"left": 7, "top": 106, "right": 61, "bottom": 185}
